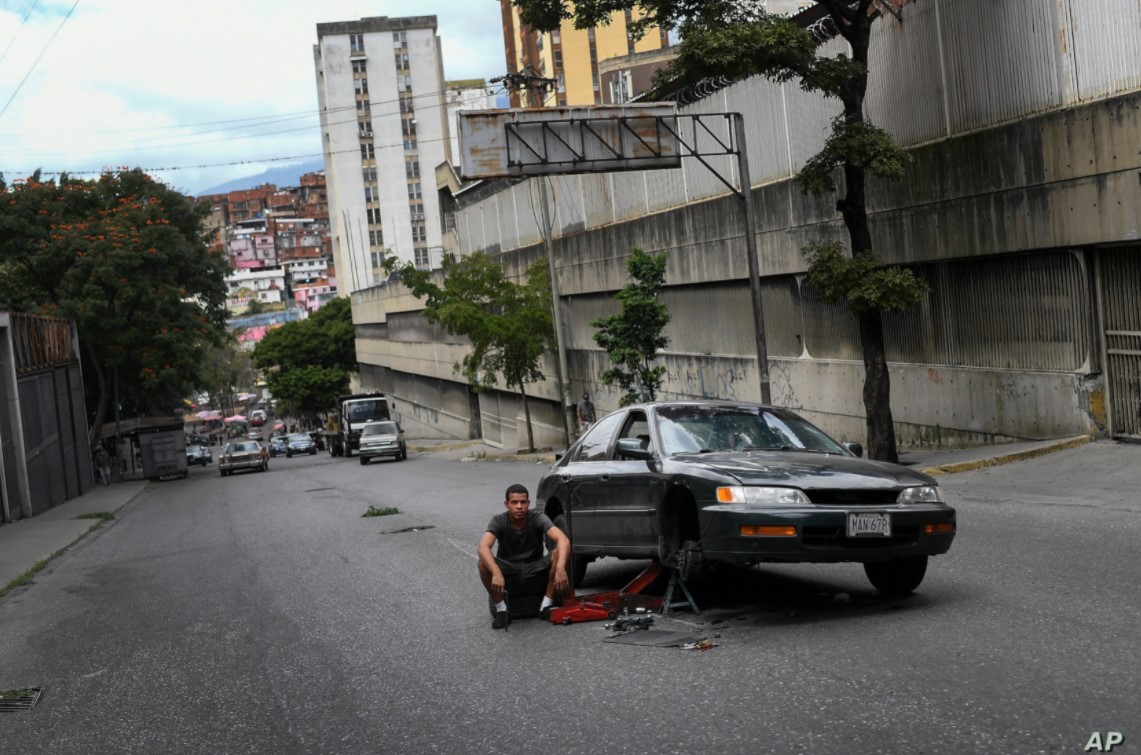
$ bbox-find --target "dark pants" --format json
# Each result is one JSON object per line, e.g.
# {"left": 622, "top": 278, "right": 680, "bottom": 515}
{"left": 496, "top": 556, "right": 551, "bottom": 598}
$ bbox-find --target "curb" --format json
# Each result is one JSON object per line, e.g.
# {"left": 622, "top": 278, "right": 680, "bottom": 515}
{"left": 918, "top": 434, "right": 1091, "bottom": 477}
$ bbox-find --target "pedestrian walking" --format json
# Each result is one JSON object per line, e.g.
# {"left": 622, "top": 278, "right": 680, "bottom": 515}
{"left": 576, "top": 392, "right": 596, "bottom": 432}
{"left": 94, "top": 445, "right": 112, "bottom": 486}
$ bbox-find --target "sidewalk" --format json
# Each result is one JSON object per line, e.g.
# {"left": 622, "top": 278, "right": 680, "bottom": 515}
{"left": 0, "top": 434, "right": 1091, "bottom": 595}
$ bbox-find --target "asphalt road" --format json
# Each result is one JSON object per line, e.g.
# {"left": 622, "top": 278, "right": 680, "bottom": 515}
{"left": 0, "top": 442, "right": 1138, "bottom": 754}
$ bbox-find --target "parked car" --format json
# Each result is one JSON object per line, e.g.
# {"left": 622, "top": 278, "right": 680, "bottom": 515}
{"left": 248, "top": 429, "right": 264, "bottom": 442}
{"left": 219, "top": 440, "right": 268, "bottom": 476}
{"left": 358, "top": 421, "right": 407, "bottom": 465}
{"left": 536, "top": 401, "right": 956, "bottom": 595}
{"left": 186, "top": 444, "right": 212, "bottom": 466}
{"left": 268, "top": 436, "right": 287, "bottom": 458}
{"left": 285, "top": 432, "right": 317, "bottom": 457}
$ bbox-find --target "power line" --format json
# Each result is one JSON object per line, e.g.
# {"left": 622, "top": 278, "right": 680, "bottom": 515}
{"left": 0, "top": 81, "right": 503, "bottom": 152}
{"left": 0, "top": 0, "right": 80, "bottom": 123}
{"left": 0, "top": 0, "right": 40, "bottom": 69}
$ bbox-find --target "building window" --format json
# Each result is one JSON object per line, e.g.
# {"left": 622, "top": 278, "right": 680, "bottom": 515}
{"left": 392, "top": 30, "right": 407, "bottom": 47}
{"left": 407, "top": 182, "right": 422, "bottom": 200}
{"left": 405, "top": 159, "right": 420, "bottom": 178}
{"left": 395, "top": 52, "right": 409, "bottom": 70}
{"left": 552, "top": 30, "right": 560, "bottom": 44}
{"left": 369, "top": 230, "right": 384, "bottom": 246}
{"left": 356, "top": 99, "right": 371, "bottom": 113}
{"left": 352, "top": 60, "right": 367, "bottom": 74}
{"left": 412, "top": 223, "right": 427, "bottom": 242}
{"left": 367, "top": 208, "right": 382, "bottom": 224}
{"left": 554, "top": 50, "right": 562, "bottom": 67}
{"left": 396, "top": 74, "right": 413, "bottom": 92}
{"left": 354, "top": 78, "right": 369, "bottom": 94}
{"left": 414, "top": 248, "right": 430, "bottom": 269}
{"left": 399, "top": 97, "right": 415, "bottom": 114}
{"left": 358, "top": 123, "right": 373, "bottom": 137}
{"left": 401, "top": 119, "right": 417, "bottom": 137}
{"left": 360, "top": 143, "right": 374, "bottom": 159}
{"left": 350, "top": 34, "right": 364, "bottom": 53}
{"left": 362, "top": 167, "right": 377, "bottom": 182}
{"left": 403, "top": 138, "right": 417, "bottom": 151}
{"left": 364, "top": 187, "right": 374, "bottom": 202}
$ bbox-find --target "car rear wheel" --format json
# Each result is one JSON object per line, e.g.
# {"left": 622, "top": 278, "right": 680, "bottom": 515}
{"left": 360, "top": 457, "right": 368, "bottom": 466}
{"left": 864, "top": 555, "right": 928, "bottom": 596}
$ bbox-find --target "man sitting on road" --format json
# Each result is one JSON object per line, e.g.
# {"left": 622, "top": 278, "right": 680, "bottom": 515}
{"left": 478, "top": 483, "right": 570, "bottom": 630}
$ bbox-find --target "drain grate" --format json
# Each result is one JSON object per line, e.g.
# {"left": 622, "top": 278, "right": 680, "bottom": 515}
{"left": 0, "top": 687, "right": 43, "bottom": 712}
{"left": 380, "top": 526, "right": 435, "bottom": 534}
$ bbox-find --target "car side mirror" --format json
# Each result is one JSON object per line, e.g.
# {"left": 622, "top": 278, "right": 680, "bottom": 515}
{"left": 842, "top": 442, "right": 863, "bottom": 458}
{"left": 616, "top": 438, "right": 652, "bottom": 460}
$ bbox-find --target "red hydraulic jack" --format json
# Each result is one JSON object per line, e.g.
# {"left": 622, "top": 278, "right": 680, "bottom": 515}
{"left": 548, "top": 562, "right": 700, "bottom": 625}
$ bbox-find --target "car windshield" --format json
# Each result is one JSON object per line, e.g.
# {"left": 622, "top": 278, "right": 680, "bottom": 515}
{"left": 226, "top": 442, "right": 260, "bottom": 453}
{"left": 655, "top": 405, "right": 846, "bottom": 456}
{"left": 346, "top": 399, "right": 387, "bottom": 422}
{"left": 362, "top": 421, "right": 398, "bottom": 436}
{"left": 288, "top": 433, "right": 309, "bottom": 442}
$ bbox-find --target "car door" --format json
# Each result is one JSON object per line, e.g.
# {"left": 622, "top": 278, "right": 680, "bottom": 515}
{"left": 561, "top": 411, "right": 626, "bottom": 550}
{"left": 604, "top": 411, "right": 667, "bottom": 554}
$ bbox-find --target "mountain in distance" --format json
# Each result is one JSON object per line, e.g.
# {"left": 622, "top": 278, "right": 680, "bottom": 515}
{"left": 195, "top": 158, "right": 326, "bottom": 197}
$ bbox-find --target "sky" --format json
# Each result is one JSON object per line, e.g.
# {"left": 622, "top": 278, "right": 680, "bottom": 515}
{"left": 0, "top": 0, "right": 507, "bottom": 195}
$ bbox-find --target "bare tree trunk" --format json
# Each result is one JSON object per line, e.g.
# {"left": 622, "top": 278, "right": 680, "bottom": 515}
{"left": 519, "top": 382, "right": 535, "bottom": 452}
{"left": 826, "top": 0, "right": 899, "bottom": 462}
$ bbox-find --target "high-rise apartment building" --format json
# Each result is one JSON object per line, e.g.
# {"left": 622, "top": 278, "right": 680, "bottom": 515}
{"left": 314, "top": 16, "right": 450, "bottom": 292}
{"left": 499, "top": 2, "right": 670, "bottom": 107}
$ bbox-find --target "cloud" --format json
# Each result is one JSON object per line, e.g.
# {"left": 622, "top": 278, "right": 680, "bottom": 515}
{"left": 0, "top": 0, "right": 506, "bottom": 193}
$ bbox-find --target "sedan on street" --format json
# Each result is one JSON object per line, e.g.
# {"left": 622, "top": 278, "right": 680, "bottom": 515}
{"left": 285, "top": 432, "right": 318, "bottom": 457}
{"left": 358, "top": 421, "right": 407, "bottom": 465}
{"left": 219, "top": 441, "right": 268, "bottom": 476}
{"left": 268, "top": 436, "right": 287, "bottom": 458}
{"left": 186, "top": 444, "right": 212, "bottom": 467}
{"left": 537, "top": 401, "right": 956, "bottom": 595}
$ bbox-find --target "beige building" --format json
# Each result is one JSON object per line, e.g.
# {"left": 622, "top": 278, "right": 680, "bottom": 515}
{"left": 499, "top": 1, "right": 669, "bottom": 107}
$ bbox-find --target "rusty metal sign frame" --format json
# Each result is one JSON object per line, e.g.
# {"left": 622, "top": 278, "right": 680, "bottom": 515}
{"left": 499, "top": 111, "right": 771, "bottom": 406}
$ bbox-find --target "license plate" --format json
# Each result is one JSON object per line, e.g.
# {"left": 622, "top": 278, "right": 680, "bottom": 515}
{"left": 848, "top": 512, "right": 891, "bottom": 537}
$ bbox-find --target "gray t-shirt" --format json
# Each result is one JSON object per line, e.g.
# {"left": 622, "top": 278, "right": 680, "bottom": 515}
{"left": 486, "top": 511, "right": 554, "bottom": 563}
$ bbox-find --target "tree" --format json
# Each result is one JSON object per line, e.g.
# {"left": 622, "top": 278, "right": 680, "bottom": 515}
{"left": 252, "top": 296, "right": 355, "bottom": 418}
{"left": 592, "top": 247, "right": 671, "bottom": 406}
{"left": 244, "top": 298, "right": 265, "bottom": 315}
{"left": 513, "top": 0, "right": 928, "bottom": 462}
{"left": 389, "top": 253, "right": 554, "bottom": 451}
{"left": 0, "top": 169, "right": 229, "bottom": 443}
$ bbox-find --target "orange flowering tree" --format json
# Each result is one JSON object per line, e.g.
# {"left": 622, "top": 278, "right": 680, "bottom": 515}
{"left": 0, "top": 169, "right": 229, "bottom": 441}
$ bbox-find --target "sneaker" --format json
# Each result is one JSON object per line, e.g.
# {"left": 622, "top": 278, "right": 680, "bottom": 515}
{"left": 492, "top": 610, "right": 510, "bottom": 630}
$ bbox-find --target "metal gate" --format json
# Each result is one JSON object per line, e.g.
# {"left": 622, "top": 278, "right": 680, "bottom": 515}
{"left": 1098, "top": 250, "right": 1141, "bottom": 439}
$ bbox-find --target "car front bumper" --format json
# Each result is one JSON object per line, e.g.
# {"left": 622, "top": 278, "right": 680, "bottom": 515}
{"left": 359, "top": 442, "right": 400, "bottom": 460}
{"left": 220, "top": 457, "right": 263, "bottom": 473}
{"left": 698, "top": 503, "right": 956, "bottom": 564}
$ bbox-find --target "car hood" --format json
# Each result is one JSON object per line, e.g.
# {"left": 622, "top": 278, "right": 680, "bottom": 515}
{"left": 673, "top": 451, "right": 935, "bottom": 489}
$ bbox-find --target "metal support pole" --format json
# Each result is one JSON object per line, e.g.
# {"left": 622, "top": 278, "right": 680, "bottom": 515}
{"left": 537, "top": 177, "right": 573, "bottom": 448}
{"left": 733, "top": 115, "right": 772, "bottom": 405}
{"left": 113, "top": 365, "right": 122, "bottom": 482}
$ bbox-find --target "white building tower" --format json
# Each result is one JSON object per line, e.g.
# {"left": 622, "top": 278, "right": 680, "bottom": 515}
{"left": 314, "top": 16, "right": 450, "bottom": 293}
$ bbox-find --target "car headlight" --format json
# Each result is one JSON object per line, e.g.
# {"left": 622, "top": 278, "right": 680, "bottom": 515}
{"left": 716, "top": 486, "right": 810, "bottom": 506}
{"left": 897, "top": 485, "right": 944, "bottom": 503}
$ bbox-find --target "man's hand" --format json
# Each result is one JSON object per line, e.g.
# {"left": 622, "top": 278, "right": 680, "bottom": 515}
{"left": 552, "top": 564, "right": 569, "bottom": 596}
{"left": 490, "top": 570, "right": 505, "bottom": 596}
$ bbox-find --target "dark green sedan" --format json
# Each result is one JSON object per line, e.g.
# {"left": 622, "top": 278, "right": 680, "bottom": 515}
{"left": 537, "top": 401, "right": 956, "bottom": 596}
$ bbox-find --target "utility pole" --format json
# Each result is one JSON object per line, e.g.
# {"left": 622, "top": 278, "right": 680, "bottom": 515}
{"left": 491, "top": 68, "right": 574, "bottom": 446}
